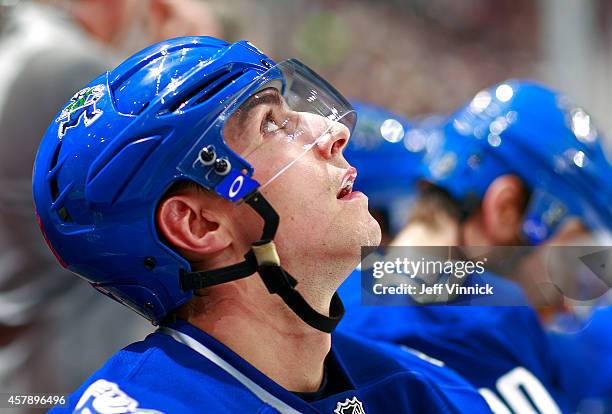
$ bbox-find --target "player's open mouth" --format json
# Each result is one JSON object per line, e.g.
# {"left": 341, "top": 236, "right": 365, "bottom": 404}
{"left": 337, "top": 167, "right": 357, "bottom": 199}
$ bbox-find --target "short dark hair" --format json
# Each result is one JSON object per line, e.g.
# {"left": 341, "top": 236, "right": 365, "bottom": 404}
{"left": 408, "top": 179, "right": 531, "bottom": 229}
{"left": 407, "top": 181, "right": 465, "bottom": 229}
{"left": 162, "top": 180, "right": 207, "bottom": 198}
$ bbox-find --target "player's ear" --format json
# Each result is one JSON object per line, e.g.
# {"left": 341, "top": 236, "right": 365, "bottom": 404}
{"left": 481, "top": 174, "right": 528, "bottom": 244}
{"left": 156, "top": 193, "right": 231, "bottom": 257}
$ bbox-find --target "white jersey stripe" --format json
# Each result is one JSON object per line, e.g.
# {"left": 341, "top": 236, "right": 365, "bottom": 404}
{"left": 158, "top": 327, "right": 303, "bottom": 414}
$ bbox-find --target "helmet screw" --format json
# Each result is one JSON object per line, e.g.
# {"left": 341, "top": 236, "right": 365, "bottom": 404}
{"left": 261, "top": 59, "right": 272, "bottom": 68}
{"left": 144, "top": 257, "right": 156, "bottom": 270}
{"left": 144, "top": 302, "right": 154, "bottom": 310}
{"left": 214, "top": 158, "right": 231, "bottom": 175}
{"left": 198, "top": 145, "right": 216, "bottom": 165}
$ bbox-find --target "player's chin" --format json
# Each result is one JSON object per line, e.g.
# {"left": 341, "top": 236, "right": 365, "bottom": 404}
{"left": 364, "top": 211, "right": 383, "bottom": 246}
{"left": 356, "top": 198, "right": 382, "bottom": 244}
{"left": 347, "top": 209, "right": 382, "bottom": 249}
{"left": 344, "top": 219, "right": 381, "bottom": 270}
{"left": 328, "top": 193, "right": 380, "bottom": 245}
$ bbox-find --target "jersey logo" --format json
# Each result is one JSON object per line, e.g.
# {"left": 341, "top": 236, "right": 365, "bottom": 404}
{"left": 56, "top": 84, "right": 105, "bottom": 139}
{"left": 74, "top": 379, "right": 164, "bottom": 414}
{"left": 334, "top": 397, "right": 366, "bottom": 414}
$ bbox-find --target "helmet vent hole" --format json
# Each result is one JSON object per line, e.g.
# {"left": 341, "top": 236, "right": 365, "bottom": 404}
{"left": 135, "top": 101, "right": 149, "bottom": 115}
{"left": 193, "top": 70, "right": 245, "bottom": 106}
{"left": 159, "top": 68, "right": 246, "bottom": 115}
{"left": 144, "top": 257, "right": 156, "bottom": 270}
{"left": 49, "top": 141, "right": 63, "bottom": 201}
{"left": 57, "top": 206, "right": 73, "bottom": 223}
{"left": 50, "top": 177, "right": 60, "bottom": 201}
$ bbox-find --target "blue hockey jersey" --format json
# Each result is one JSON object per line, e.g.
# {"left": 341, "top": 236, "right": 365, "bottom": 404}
{"left": 338, "top": 269, "right": 570, "bottom": 414}
{"left": 547, "top": 306, "right": 612, "bottom": 410}
{"left": 50, "top": 319, "right": 492, "bottom": 413}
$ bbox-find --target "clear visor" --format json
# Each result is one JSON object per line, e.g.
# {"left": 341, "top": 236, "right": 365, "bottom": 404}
{"left": 180, "top": 59, "right": 356, "bottom": 198}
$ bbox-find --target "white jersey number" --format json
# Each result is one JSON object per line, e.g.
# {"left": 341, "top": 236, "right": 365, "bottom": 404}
{"left": 479, "top": 367, "right": 562, "bottom": 414}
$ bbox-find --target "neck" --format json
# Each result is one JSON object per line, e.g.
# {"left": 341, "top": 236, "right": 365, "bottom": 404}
{"left": 183, "top": 274, "right": 332, "bottom": 393}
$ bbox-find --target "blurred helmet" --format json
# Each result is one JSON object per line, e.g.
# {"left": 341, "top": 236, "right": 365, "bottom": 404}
{"left": 33, "top": 36, "right": 355, "bottom": 330}
{"left": 345, "top": 101, "right": 423, "bottom": 234}
{"left": 418, "top": 80, "right": 612, "bottom": 243}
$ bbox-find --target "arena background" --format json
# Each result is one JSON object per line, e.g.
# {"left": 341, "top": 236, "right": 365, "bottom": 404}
{"left": 209, "top": 0, "right": 612, "bottom": 152}
{"left": 0, "top": 0, "right": 611, "bottom": 412}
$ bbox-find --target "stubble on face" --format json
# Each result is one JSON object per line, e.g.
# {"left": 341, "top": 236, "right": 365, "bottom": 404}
{"left": 251, "top": 147, "right": 381, "bottom": 291}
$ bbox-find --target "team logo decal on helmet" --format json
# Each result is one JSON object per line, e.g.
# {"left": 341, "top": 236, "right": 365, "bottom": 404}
{"left": 33, "top": 36, "right": 352, "bottom": 333}
{"left": 334, "top": 397, "right": 366, "bottom": 414}
{"left": 55, "top": 84, "right": 105, "bottom": 138}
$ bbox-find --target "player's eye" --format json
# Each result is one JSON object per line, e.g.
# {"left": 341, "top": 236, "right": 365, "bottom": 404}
{"left": 261, "top": 110, "right": 289, "bottom": 136}
{"left": 263, "top": 119, "right": 281, "bottom": 134}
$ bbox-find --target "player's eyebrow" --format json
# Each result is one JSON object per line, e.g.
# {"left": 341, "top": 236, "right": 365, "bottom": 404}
{"left": 236, "top": 88, "right": 283, "bottom": 129}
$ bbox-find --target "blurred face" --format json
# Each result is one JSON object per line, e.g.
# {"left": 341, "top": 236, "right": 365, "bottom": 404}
{"left": 510, "top": 219, "right": 610, "bottom": 319}
{"left": 470, "top": 198, "right": 610, "bottom": 318}
{"left": 396, "top": 182, "right": 610, "bottom": 318}
{"left": 223, "top": 88, "right": 381, "bottom": 277}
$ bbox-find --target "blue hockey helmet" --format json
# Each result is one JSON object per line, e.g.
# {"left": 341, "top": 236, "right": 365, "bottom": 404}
{"left": 33, "top": 37, "right": 356, "bottom": 330}
{"left": 418, "top": 80, "right": 612, "bottom": 243}
{"left": 344, "top": 101, "right": 424, "bottom": 234}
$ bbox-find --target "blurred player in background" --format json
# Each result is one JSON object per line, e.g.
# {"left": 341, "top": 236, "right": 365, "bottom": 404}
{"left": 0, "top": 0, "right": 219, "bottom": 408}
{"left": 339, "top": 82, "right": 612, "bottom": 413}
{"left": 341, "top": 101, "right": 420, "bottom": 245}
{"left": 34, "top": 36, "right": 492, "bottom": 413}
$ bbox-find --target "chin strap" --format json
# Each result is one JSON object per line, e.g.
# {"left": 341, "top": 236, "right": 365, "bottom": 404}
{"left": 179, "top": 191, "right": 344, "bottom": 333}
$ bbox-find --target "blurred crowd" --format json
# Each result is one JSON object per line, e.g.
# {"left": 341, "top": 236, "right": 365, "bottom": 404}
{"left": 0, "top": 0, "right": 221, "bottom": 412}
{"left": 210, "top": 0, "right": 612, "bottom": 152}
{"left": 209, "top": 0, "right": 537, "bottom": 115}
{"left": 0, "top": 0, "right": 611, "bottom": 412}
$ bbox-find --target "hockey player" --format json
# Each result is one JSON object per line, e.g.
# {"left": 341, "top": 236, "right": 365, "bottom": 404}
{"left": 33, "top": 37, "right": 492, "bottom": 413}
{"left": 339, "top": 83, "right": 612, "bottom": 413}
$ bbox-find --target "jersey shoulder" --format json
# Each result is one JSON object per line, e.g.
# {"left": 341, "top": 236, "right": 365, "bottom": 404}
{"left": 339, "top": 268, "right": 542, "bottom": 347}
{"left": 332, "top": 331, "right": 493, "bottom": 413}
{"left": 49, "top": 331, "right": 274, "bottom": 413}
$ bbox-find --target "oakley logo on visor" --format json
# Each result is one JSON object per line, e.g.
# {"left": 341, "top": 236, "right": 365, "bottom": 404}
{"left": 216, "top": 171, "right": 259, "bottom": 201}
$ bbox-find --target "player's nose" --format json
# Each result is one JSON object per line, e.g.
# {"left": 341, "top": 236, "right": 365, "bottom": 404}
{"left": 314, "top": 120, "right": 350, "bottom": 160}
